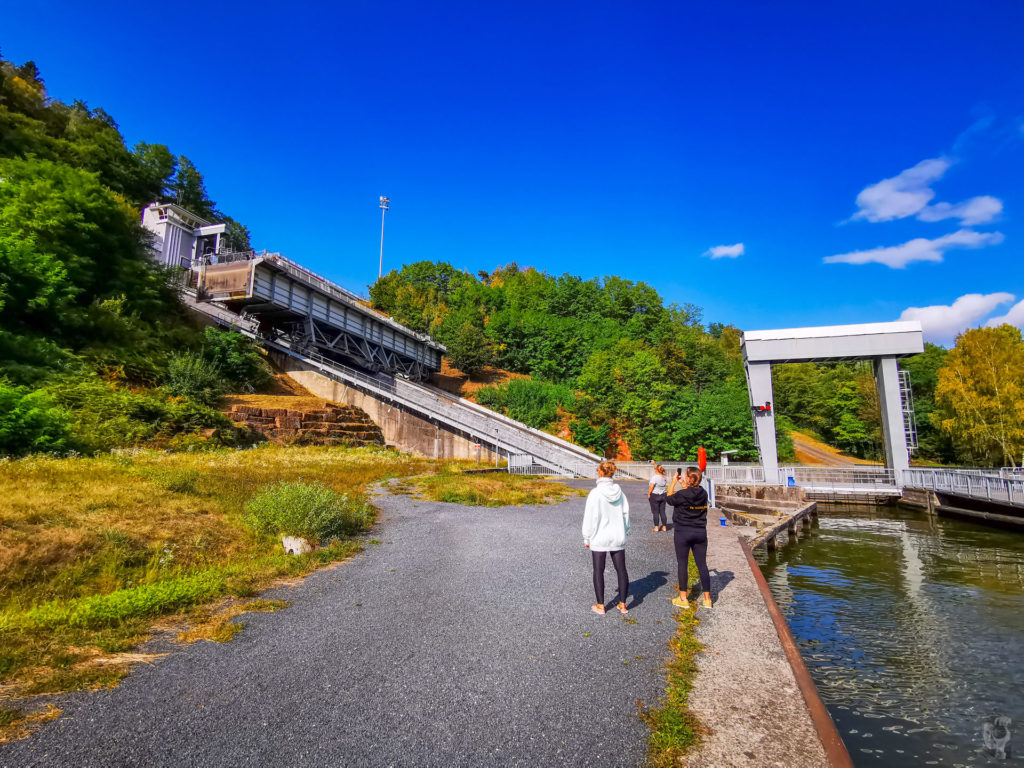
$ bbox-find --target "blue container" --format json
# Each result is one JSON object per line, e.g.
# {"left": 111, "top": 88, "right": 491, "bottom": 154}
{"left": 719, "top": 517, "right": 727, "bottom": 527}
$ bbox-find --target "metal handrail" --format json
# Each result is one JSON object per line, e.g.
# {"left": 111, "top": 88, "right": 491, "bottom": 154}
{"left": 243, "top": 331, "right": 599, "bottom": 477}
{"left": 903, "top": 468, "right": 1024, "bottom": 506}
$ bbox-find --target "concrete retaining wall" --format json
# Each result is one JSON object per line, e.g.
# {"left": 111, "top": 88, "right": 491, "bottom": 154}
{"left": 269, "top": 350, "right": 500, "bottom": 462}
{"left": 717, "top": 484, "right": 807, "bottom": 502}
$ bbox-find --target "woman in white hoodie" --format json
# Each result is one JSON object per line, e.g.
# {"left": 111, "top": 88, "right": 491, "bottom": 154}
{"left": 582, "top": 460, "right": 631, "bottom": 615}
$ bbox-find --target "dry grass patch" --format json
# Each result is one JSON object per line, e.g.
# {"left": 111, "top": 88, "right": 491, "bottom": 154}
{"left": 0, "top": 444, "right": 452, "bottom": 708}
{"left": 0, "top": 704, "right": 61, "bottom": 744}
{"left": 405, "top": 470, "right": 586, "bottom": 507}
{"left": 176, "top": 599, "right": 291, "bottom": 644}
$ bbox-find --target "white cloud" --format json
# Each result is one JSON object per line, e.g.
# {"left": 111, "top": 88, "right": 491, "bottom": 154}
{"left": 824, "top": 228, "right": 1004, "bottom": 269}
{"left": 852, "top": 157, "right": 950, "bottom": 222}
{"left": 850, "top": 156, "right": 1002, "bottom": 226}
{"left": 916, "top": 195, "right": 1003, "bottom": 226}
{"left": 899, "top": 292, "right": 1015, "bottom": 343}
{"left": 703, "top": 243, "right": 744, "bottom": 259}
{"left": 986, "top": 298, "right": 1024, "bottom": 330}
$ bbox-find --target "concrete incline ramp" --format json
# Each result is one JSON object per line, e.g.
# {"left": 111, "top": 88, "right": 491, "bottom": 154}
{"left": 180, "top": 290, "right": 601, "bottom": 476}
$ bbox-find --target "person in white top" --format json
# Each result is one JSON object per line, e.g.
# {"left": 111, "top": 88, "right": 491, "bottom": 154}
{"left": 582, "top": 460, "right": 631, "bottom": 615}
{"left": 648, "top": 463, "right": 668, "bottom": 532}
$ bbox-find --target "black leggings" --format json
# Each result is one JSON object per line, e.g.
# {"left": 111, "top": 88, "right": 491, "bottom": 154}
{"left": 674, "top": 528, "right": 710, "bottom": 594}
{"left": 591, "top": 549, "right": 629, "bottom": 605}
{"left": 649, "top": 493, "right": 667, "bottom": 526}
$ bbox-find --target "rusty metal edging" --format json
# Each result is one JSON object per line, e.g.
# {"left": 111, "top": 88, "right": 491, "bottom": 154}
{"left": 739, "top": 537, "right": 854, "bottom": 768}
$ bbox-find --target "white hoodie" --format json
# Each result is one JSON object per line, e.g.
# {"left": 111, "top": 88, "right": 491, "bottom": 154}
{"left": 582, "top": 477, "right": 630, "bottom": 552}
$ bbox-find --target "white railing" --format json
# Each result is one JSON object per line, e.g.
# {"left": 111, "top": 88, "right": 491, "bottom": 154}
{"left": 605, "top": 462, "right": 766, "bottom": 484}
{"left": 903, "top": 468, "right": 1024, "bottom": 506}
{"left": 778, "top": 465, "right": 898, "bottom": 490}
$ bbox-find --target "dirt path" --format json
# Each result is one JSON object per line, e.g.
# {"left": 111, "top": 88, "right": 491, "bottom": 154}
{"left": 791, "top": 431, "right": 880, "bottom": 467}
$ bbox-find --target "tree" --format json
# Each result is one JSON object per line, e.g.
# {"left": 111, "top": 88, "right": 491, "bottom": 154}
{"left": 934, "top": 325, "right": 1024, "bottom": 466}
{"left": 171, "top": 156, "right": 215, "bottom": 219}
{"left": 0, "top": 157, "right": 165, "bottom": 336}
{"left": 132, "top": 142, "right": 177, "bottom": 203}
{"left": 445, "top": 321, "right": 494, "bottom": 376}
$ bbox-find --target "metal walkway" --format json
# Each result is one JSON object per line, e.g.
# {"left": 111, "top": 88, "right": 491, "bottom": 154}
{"left": 180, "top": 291, "right": 601, "bottom": 477}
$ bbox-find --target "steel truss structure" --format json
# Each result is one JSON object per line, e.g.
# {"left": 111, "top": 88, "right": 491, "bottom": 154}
{"left": 196, "top": 253, "right": 444, "bottom": 380}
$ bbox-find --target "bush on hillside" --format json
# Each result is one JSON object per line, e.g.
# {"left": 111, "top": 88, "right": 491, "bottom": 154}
{"left": 445, "top": 321, "right": 494, "bottom": 376}
{"left": 244, "top": 481, "right": 374, "bottom": 542}
{"left": 164, "top": 352, "right": 224, "bottom": 405}
{"left": 200, "top": 327, "right": 272, "bottom": 392}
{"left": 0, "top": 381, "right": 71, "bottom": 456}
{"left": 46, "top": 373, "right": 240, "bottom": 454}
{"left": 475, "top": 378, "right": 575, "bottom": 431}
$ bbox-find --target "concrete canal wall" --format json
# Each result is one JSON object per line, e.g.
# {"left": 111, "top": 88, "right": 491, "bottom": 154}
{"left": 685, "top": 514, "right": 850, "bottom": 767}
{"left": 900, "top": 486, "right": 1024, "bottom": 530}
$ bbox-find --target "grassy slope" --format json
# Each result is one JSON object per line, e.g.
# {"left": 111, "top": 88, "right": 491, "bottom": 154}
{"left": 0, "top": 446, "right": 449, "bottom": 707}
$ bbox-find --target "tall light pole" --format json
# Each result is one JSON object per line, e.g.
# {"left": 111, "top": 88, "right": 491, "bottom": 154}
{"left": 378, "top": 195, "right": 389, "bottom": 279}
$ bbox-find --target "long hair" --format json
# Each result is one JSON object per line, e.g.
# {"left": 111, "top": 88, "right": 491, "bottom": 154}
{"left": 598, "top": 460, "right": 617, "bottom": 478}
{"left": 686, "top": 466, "right": 702, "bottom": 486}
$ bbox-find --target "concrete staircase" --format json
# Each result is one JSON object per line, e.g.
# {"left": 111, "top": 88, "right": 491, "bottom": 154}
{"left": 227, "top": 402, "right": 384, "bottom": 447}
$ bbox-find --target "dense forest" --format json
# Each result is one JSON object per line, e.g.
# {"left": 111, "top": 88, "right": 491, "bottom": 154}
{"left": 1, "top": 50, "right": 1021, "bottom": 465}
{"left": 0, "top": 51, "right": 270, "bottom": 455}
{"left": 371, "top": 262, "right": 1024, "bottom": 466}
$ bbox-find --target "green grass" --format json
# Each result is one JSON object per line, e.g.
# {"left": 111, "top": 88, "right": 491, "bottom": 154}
{"left": 0, "top": 707, "right": 21, "bottom": 727}
{"left": 405, "top": 470, "right": 585, "bottom": 507}
{"left": 643, "top": 560, "right": 705, "bottom": 766}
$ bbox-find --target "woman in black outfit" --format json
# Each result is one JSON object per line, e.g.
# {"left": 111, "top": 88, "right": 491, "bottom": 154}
{"left": 666, "top": 467, "right": 712, "bottom": 608}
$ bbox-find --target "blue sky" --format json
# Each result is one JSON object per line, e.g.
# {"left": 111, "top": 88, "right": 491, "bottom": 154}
{"left": 6, "top": 1, "right": 1023, "bottom": 344}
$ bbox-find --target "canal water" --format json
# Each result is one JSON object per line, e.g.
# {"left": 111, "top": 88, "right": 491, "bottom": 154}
{"left": 756, "top": 503, "right": 1023, "bottom": 766}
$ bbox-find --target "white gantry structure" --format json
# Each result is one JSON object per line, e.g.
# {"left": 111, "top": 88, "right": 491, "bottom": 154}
{"left": 741, "top": 321, "right": 924, "bottom": 486}
{"left": 142, "top": 202, "right": 226, "bottom": 269}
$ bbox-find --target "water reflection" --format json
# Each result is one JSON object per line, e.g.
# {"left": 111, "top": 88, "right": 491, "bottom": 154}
{"left": 757, "top": 504, "right": 1024, "bottom": 767}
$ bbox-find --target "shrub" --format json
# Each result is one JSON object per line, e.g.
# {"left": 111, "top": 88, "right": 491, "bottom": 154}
{"left": 164, "top": 351, "right": 224, "bottom": 405}
{"left": 476, "top": 378, "right": 576, "bottom": 430}
{"left": 244, "top": 481, "right": 374, "bottom": 542}
{"left": 444, "top": 321, "right": 494, "bottom": 375}
{"left": 200, "top": 327, "right": 272, "bottom": 392}
{"left": 46, "top": 373, "right": 238, "bottom": 454}
{"left": 570, "top": 418, "right": 612, "bottom": 456}
{"left": 0, "top": 381, "right": 70, "bottom": 456}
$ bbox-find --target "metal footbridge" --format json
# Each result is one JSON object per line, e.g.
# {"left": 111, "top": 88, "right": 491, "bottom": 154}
{"left": 180, "top": 289, "right": 602, "bottom": 476}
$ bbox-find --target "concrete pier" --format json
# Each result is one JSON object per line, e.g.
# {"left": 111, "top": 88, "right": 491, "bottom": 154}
{"left": 682, "top": 512, "right": 835, "bottom": 767}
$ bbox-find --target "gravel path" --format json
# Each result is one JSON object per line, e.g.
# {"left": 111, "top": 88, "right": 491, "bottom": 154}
{"left": 2, "top": 480, "right": 693, "bottom": 768}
